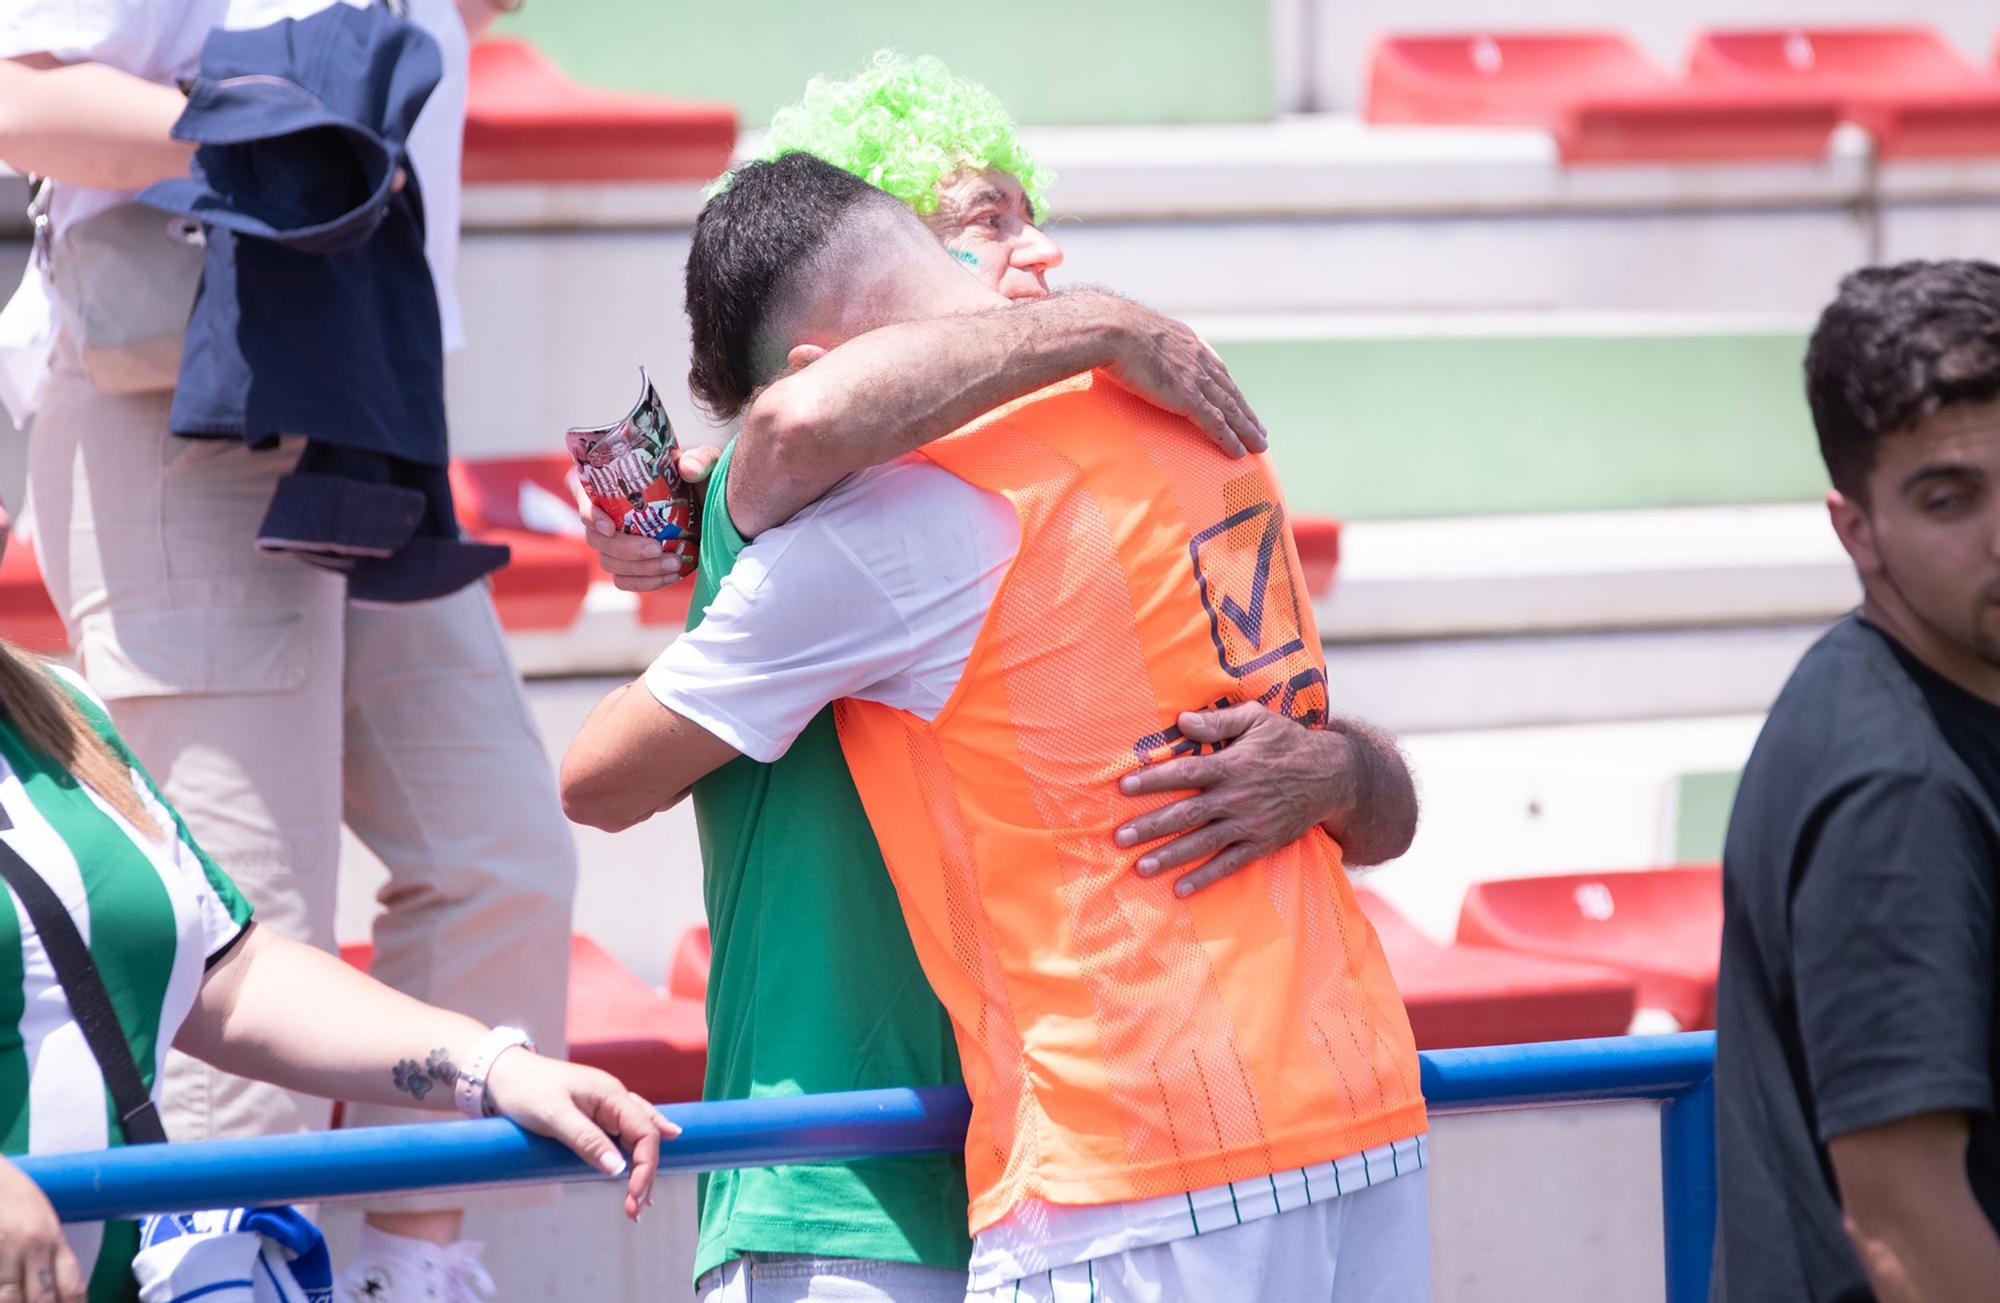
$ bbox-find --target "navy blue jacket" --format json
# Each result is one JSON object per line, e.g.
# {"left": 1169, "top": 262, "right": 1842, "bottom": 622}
{"left": 140, "top": 3, "right": 505, "bottom": 603}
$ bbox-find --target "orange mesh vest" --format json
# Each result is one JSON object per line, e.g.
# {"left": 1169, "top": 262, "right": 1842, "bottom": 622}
{"left": 833, "top": 372, "right": 1426, "bottom": 1230}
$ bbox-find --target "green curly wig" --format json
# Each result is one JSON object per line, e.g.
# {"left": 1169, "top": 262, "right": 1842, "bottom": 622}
{"left": 720, "top": 51, "right": 1053, "bottom": 218}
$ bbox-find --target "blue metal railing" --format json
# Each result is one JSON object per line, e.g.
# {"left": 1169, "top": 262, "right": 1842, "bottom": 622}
{"left": 21, "top": 1032, "right": 1716, "bottom": 1302}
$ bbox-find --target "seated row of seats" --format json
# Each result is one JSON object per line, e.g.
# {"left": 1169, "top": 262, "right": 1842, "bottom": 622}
{"left": 1354, "top": 865, "right": 1720, "bottom": 1048}
{"left": 659, "top": 868, "right": 1723, "bottom": 1057}
{"left": 1369, "top": 26, "right": 2000, "bottom": 162}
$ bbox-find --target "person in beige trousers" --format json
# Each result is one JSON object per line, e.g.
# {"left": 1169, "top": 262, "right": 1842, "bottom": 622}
{"left": 1, "top": 1, "right": 575, "bottom": 1298}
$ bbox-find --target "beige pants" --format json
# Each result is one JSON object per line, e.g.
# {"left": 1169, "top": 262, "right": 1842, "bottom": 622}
{"left": 28, "top": 335, "right": 576, "bottom": 1211}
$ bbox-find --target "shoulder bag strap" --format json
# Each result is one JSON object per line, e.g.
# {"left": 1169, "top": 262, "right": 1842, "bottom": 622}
{"left": 0, "top": 824, "right": 168, "bottom": 1146}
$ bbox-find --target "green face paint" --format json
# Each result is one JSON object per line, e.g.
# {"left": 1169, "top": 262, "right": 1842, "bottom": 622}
{"left": 952, "top": 248, "right": 981, "bottom": 268}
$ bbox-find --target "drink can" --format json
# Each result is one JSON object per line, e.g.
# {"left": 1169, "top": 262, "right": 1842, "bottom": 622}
{"left": 565, "top": 368, "right": 700, "bottom": 567}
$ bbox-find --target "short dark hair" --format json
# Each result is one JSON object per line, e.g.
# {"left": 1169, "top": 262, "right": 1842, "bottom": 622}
{"left": 1805, "top": 259, "right": 2000, "bottom": 497}
{"left": 684, "top": 152, "right": 889, "bottom": 421}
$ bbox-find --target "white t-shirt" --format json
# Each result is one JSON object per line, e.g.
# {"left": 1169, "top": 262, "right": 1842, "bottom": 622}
{"left": 0, "top": 0, "right": 467, "bottom": 420}
{"left": 645, "top": 456, "right": 1020, "bottom": 763}
{"left": 644, "top": 454, "right": 1425, "bottom": 1288}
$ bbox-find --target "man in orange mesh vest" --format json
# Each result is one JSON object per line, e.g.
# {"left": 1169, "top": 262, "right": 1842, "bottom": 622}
{"left": 563, "top": 154, "right": 1431, "bottom": 1301}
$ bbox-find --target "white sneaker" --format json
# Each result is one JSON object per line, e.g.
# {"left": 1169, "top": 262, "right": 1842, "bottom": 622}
{"left": 339, "top": 1227, "right": 497, "bottom": 1303}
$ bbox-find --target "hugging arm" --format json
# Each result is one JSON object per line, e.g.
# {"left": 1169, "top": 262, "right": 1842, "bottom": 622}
{"left": 1117, "top": 705, "right": 1419, "bottom": 895}
{"left": 566, "top": 474, "right": 924, "bottom": 830}
{"left": 558, "top": 681, "right": 741, "bottom": 832}
{"left": 588, "top": 289, "right": 1268, "bottom": 588}
{"left": 726, "top": 288, "right": 1266, "bottom": 539}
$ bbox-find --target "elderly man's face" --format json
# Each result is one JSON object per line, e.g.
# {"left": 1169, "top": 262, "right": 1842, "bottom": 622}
{"left": 925, "top": 167, "right": 1063, "bottom": 301}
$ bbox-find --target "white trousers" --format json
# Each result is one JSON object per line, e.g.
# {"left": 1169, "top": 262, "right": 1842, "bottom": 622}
{"left": 697, "top": 1256, "right": 971, "bottom": 1303}
{"left": 968, "top": 1171, "right": 1431, "bottom": 1303}
{"left": 27, "top": 334, "right": 577, "bottom": 1211}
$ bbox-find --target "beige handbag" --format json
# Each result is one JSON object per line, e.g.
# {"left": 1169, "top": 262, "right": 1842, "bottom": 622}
{"left": 35, "top": 179, "right": 206, "bottom": 396}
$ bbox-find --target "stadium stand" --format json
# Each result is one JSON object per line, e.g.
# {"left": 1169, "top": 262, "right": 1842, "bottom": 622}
{"left": 9, "top": 16, "right": 1996, "bottom": 1299}
{"left": 668, "top": 924, "right": 710, "bottom": 1002}
{"left": 462, "top": 38, "right": 737, "bottom": 183}
{"left": 1365, "top": 32, "right": 1842, "bottom": 162}
{"left": 1456, "top": 866, "right": 1724, "bottom": 1031}
{"left": 447, "top": 455, "right": 597, "bottom": 631}
{"left": 0, "top": 537, "right": 65, "bottom": 656}
{"left": 340, "top": 935, "right": 707, "bottom": 1104}
{"left": 1355, "top": 888, "right": 1639, "bottom": 1047}
{"left": 1689, "top": 26, "right": 2000, "bottom": 158}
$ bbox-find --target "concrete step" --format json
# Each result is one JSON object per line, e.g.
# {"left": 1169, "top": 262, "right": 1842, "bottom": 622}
{"left": 1319, "top": 504, "right": 1853, "bottom": 639}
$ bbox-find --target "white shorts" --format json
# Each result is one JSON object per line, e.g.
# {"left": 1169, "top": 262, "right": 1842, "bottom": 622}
{"left": 697, "top": 1254, "right": 970, "bottom": 1303}
{"left": 965, "top": 1169, "right": 1431, "bottom": 1303}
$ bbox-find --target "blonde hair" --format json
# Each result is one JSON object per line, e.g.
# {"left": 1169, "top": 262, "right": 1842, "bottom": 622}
{"left": 0, "top": 641, "right": 157, "bottom": 836}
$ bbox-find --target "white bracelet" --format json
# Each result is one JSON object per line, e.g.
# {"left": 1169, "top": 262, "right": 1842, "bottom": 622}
{"left": 456, "top": 1025, "right": 534, "bottom": 1120}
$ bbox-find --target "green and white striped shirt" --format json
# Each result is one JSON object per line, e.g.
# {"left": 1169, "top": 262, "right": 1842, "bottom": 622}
{"left": 0, "top": 665, "right": 252, "bottom": 1303}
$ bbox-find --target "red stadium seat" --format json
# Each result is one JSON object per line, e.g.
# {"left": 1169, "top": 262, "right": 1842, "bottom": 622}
{"left": 635, "top": 582, "right": 695, "bottom": 628}
{"left": 464, "top": 40, "right": 737, "bottom": 184}
{"left": 1689, "top": 27, "right": 2000, "bottom": 158}
{"left": 449, "top": 456, "right": 596, "bottom": 631}
{"left": 1455, "top": 865, "right": 1722, "bottom": 1030}
{"left": 340, "top": 934, "right": 707, "bottom": 1104}
{"left": 0, "top": 538, "right": 68, "bottom": 655}
{"left": 1354, "top": 888, "right": 1637, "bottom": 1049}
{"left": 1290, "top": 516, "right": 1341, "bottom": 596}
{"left": 1366, "top": 31, "right": 1842, "bottom": 163}
{"left": 667, "top": 925, "right": 710, "bottom": 1001}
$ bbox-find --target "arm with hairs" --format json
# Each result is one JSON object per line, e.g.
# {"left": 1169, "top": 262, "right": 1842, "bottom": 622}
{"left": 1117, "top": 706, "right": 1419, "bottom": 895}
{"left": 590, "top": 290, "right": 1267, "bottom": 585}
{"left": 725, "top": 288, "right": 1265, "bottom": 539}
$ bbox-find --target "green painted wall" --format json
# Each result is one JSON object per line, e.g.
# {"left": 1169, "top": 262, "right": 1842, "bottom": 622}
{"left": 1673, "top": 769, "right": 1742, "bottom": 864}
{"left": 1212, "top": 332, "right": 1830, "bottom": 521}
{"left": 496, "top": 2, "right": 1274, "bottom": 127}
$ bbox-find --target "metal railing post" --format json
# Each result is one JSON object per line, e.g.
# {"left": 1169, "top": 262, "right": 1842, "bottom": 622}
{"left": 1659, "top": 1074, "right": 1717, "bottom": 1303}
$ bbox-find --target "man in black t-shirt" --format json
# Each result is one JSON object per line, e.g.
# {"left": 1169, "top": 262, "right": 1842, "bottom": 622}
{"left": 1715, "top": 260, "right": 2000, "bottom": 1302}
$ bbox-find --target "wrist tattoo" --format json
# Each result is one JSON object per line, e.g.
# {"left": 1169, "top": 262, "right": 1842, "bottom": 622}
{"left": 391, "top": 1049, "right": 462, "bottom": 1102}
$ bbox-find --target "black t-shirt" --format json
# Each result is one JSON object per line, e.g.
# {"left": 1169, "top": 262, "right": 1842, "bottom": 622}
{"left": 1714, "top": 614, "right": 2000, "bottom": 1301}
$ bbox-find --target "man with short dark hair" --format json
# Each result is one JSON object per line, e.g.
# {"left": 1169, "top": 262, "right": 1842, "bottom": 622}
{"left": 565, "top": 153, "right": 1431, "bottom": 1303}
{"left": 1714, "top": 258, "right": 2000, "bottom": 1302}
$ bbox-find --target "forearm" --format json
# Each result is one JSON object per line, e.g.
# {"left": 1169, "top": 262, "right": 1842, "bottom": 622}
{"left": 559, "top": 680, "right": 736, "bottom": 831}
{"left": 178, "top": 928, "right": 489, "bottom": 1112}
{"left": 0, "top": 59, "right": 193, "bottom": 190}
{"left": 1317, "top": 718, "right": 1418, "bottom": 867}
{"left": 1846, "top": 1195, "right": 2000, "bottom": 1302}
{"left": 728, "top": 289, "right": 1130, "bottom": 536}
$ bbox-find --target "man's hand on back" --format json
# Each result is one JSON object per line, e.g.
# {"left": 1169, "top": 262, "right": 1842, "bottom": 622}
{"left": 1092, "top": 293, "right": 1267, "bottom": 459}
{"left": 1114, "top": 703, "right": 1418, "bottom": 896}
{"left": 581, "top": 445, "right": 721, "bottom": 592}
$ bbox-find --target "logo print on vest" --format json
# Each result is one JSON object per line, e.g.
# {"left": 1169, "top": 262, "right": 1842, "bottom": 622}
{"left": 1189, "top": 500, "right": 1307, "bottom": 677}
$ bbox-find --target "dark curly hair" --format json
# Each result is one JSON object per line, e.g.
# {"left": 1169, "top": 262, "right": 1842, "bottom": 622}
{"left": 1805, "top": 260, "right": 2000, "bottom": 499}
{"left": 684, "top": 152, "right": 897, "bottom": 422}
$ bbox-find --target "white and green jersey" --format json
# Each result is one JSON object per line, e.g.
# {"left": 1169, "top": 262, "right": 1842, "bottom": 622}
{"left": 0, "top": 665, "right": 252, "bottom": 1303}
